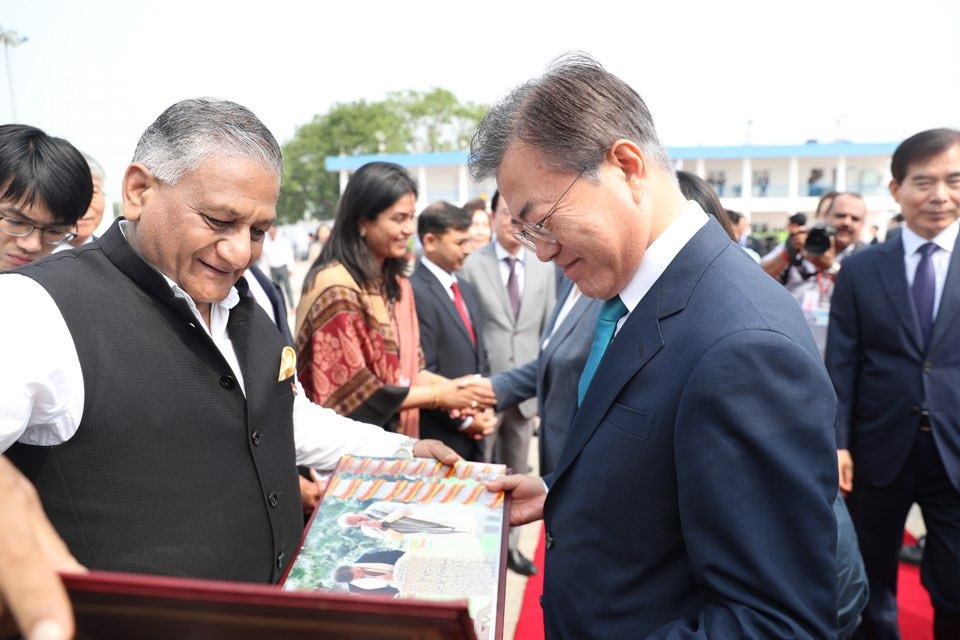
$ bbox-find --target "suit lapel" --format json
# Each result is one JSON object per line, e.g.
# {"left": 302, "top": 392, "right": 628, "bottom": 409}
{"left": 479, "top": 244, "right": 514, "bottom": 323}
{"left": 227, "top": 284, "right": 254, "bottom": 385}
{"left": 929, "top": 238, "right": 960, "bottom": 352}
{"left": 551, "top": 291, "right": 664, "bottom": 479}
{"left": 540, "top": 278, "right": 573, "bottom": 344}
{"left": 875, "top": 239, "right": 923, "bottom": 351}
{"left": 517, "top": 248, "right": 543, "bottom": 325}
{"left": 415, "top": 266, "right": 475, "bottom": 346}
{"left": 550, "top": 220, "right": 728, "bottom": 482}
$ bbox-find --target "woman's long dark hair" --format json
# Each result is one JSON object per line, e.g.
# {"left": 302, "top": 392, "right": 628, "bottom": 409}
{"left": 304, "top": 162, "right": 418, "bottom": 301}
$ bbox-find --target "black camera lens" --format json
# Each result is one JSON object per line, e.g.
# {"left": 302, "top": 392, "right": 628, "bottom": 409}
{"left": 804, "top": 224, "right": 836, "bottom": 257}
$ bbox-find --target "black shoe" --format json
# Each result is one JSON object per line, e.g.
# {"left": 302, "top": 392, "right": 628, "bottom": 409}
{"left": 899, "top": 535, "right": 925, "bottom": 565}
{"left": 507, "top": 549, "right": 538, "bottom": 576}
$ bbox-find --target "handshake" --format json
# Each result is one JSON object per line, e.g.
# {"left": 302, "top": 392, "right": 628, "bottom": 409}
{"left": 424, "top": 374, "right": 498, "bottom": 441}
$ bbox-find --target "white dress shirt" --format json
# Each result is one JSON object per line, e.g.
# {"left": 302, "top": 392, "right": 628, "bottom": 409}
{"left": 901, "top": 220, "right": 959, "bottom": 320}
{"left": 541, "top": 283, "right": 582, "bottom": 350}
{"left": 420, "top": 256, "right": 458, "bottom": 302}
{"left": 0, "top": 271, "right": 406, "bottom": 469}
{"left": 616, "top": 201, "right": 709, "bottom": 333}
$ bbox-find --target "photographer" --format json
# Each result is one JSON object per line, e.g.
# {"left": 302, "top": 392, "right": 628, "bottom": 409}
{"left": 761, "top": 193, "right": 867, "bottom": 353}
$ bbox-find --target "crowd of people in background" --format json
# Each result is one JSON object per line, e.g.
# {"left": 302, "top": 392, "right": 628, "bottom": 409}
{"left": 2, "top": 53, "right": 960, "bottom": 640}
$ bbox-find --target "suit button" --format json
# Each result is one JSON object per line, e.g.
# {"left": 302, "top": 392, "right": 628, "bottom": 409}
{"left": 924, "top": 362, "right": 933, "bottom": 373}
{"left": 251, "top": 431, "right": 262, "bottom": 446}
{"left": 545, "top": 532, "right": 554, "bottom": 549}
{"left": 220, "top": 375, "right": 236, "bottom": 389}
{"left": 268, "top": 492, "right": 279, "bottom": 507}
{"left": 277, "top": 552, "right": 286, "bottom": 570}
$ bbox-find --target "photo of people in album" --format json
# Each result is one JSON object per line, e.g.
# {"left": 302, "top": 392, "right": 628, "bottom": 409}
{"left": 283, "top": 456, "right": 508, "bottom": 640}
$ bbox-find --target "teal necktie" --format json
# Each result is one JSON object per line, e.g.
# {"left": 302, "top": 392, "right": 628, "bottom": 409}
{"left": 578, "top": 295, "right": 628, "bottom": 404}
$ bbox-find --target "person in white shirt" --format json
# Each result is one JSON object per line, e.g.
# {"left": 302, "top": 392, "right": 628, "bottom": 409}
{"left": 1, "top": 98, "right": 457, "bottom": 601}
{"left": 260, "top": 225, "right": 295, "bottom": 306}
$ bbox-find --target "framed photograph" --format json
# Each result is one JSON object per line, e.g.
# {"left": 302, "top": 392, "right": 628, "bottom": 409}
{"left": 64, "top": 569, "right": 476, "bottom": 640}
{"left": 282, "top": 455, "right": 510, "bottom": 640}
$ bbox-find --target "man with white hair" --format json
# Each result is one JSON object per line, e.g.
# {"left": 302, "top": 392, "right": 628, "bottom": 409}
{"left": 0, "top": 98, "right": 456, "bottom": 590}
{"left": 57, "top": 152, "right": 106, "bottom": 250}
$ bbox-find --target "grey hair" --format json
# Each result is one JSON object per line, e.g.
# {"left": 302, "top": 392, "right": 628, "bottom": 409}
{"left": 132, "top": 98, "right": 282, "bottom": 184}
{"left": 82, "top": 152, "right": 105, "bottom": 182}
{"left": 469, "top": 52, "right": 674, "bottom": 183}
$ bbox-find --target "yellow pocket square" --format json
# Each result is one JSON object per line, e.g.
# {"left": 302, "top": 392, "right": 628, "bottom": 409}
{"left": 278, "top": 346, "right": 297, "bottom": 381}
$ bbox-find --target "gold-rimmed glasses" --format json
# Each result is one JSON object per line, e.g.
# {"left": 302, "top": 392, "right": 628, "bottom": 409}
{"left": 511, "top": 167, "right": 586, "bottom": 249}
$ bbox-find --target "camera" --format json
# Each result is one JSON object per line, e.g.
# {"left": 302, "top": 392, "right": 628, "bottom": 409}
{"left": 804, "top": 223, "right": 836, "bottom": 257}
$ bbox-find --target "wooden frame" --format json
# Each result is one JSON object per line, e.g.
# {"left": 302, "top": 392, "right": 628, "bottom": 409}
{"left": 63, "top": 456, "right": 509, "bottom": 640}
{"left": 283, "top": 456, "right": 509, "bottom": 640}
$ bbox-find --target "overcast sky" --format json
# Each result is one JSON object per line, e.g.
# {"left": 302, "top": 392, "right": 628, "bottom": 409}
{"left": 4, "top": 0, "right": 960, "bottom": 199}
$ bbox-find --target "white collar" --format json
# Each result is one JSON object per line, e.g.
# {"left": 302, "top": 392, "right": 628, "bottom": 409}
{"left": 420, "top": 256, "right": 457, "bottom": 290}
{"left": 901, "top": 219, "right": 959, "bottom": 256}
{"left": 493, "top": 239, "right": 524, "bottom": 264}
{"left": 119, "top": 220, "right": 241, "bottom": 333}
{"left": 619, "top": 200, "right": 709, "bottom": 313}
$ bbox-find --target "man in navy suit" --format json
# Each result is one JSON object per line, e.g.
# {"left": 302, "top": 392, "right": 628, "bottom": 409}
{"left": 826, "top": 128, "right": 960, "bottom": 639}
{"left": 480, "top": 54, "right": 839, "bottom": 638}
{"left": 485, "top": 277, "right": 601, "bottom": 475}
{"left": 410, "top": 201, "right": 495, "bottom": 461}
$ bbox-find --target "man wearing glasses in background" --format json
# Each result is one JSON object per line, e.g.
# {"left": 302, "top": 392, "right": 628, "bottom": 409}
{"left": 0, "top": 123, "right": 91, "bottom": 639}
{"left": 482, "top": 54, "right": 840, "bottom": 638}
{"left": 0, "top": 124, "right": 91, "bottom": 272}
{"left": 459, "top": 186, "right": 555, "bottom": 576}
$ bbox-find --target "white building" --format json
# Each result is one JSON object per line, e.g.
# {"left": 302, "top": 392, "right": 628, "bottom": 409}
{"left": 327, "top": 140, "right": 900, "bottom": 234}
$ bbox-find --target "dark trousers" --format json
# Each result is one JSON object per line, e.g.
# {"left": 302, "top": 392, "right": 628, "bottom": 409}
{"left": 849, "top": 430, "right": 960, "bottom": 640}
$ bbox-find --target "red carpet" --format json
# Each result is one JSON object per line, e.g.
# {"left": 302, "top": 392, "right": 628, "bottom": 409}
{"left": 899, "top": 533, "right": 933, "bottom": 640}
{"left": 513, "top": 529, "right": 545, "bottom": 640}
{"left": 513, "top": 531, "right": 934, "bottom": 639}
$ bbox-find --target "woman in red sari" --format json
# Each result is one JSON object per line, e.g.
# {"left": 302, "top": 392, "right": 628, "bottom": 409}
{"left": 295, "top": 162, "right": 492, "bottom": 436}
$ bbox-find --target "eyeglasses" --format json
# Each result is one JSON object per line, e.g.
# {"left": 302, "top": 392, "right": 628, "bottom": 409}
{"left": 511, "top": 167, "right": 586, "bottom": 250}
{"left": 0, "top": 215, "right": 78, "bottom": 245}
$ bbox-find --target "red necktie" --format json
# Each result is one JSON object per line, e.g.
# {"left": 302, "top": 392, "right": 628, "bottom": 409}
{"left": 450, "top": 281, "right": 476, "bottom": 345}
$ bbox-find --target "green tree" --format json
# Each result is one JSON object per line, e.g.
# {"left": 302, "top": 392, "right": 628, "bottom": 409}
{"left": 388, "top": 88, "right": 489, "bottom": 152}
{"left": 276, "top": 90, "right": 487, "bottom": 223}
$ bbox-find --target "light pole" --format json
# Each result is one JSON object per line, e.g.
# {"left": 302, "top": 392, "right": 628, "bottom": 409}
{"left": 0, "top": 27, "right": 28, "bottom": 122}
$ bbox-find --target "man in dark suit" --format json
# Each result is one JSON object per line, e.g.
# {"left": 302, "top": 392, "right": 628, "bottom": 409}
{"left": 826, "top": 128, "right": 960, "bottom": 639}
{"left": 410, "top": 202, "right": 495, "bottom": 461}
{"left": 485, "top": 277, "right": 602, "bottom": 475}
{"left": 459, "top": 188, "right": 555, "bottom": 576}
{"left": 481, "top": 54, "right": 839, "bottom": 638}
{"left": 246, "top": 263, "right": 294, "bottom": 345}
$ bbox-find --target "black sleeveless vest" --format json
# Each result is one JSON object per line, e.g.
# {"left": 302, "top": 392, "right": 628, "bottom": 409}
{"left": 7, "top": 221, "right": 302, "bottom": 583}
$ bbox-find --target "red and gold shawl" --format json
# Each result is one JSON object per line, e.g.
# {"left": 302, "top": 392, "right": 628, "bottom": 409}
{"left": 295, "top": 263, "right": 422, "bottom": 436}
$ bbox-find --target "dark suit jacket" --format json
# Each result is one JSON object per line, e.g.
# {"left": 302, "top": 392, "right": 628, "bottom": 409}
{"left": 410, "top": 261, "right": 490, "bottom": 461}
{"left": 826, "top": 235, "right": 960, "bottom": 491}
{"left": 541, "top": 219, "right": 839, "bottom": 638}
{"left": 248, "top": 264, "right": 294, "bottom": 346}
{"left": 490, "top": 277, "right": 602, "bottom": 475}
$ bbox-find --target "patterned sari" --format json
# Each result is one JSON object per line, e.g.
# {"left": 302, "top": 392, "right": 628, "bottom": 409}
{"left": 295, "top": 263, "right": 422, "bottom": 436}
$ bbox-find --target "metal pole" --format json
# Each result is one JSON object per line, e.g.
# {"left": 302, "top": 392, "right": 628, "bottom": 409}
{"left": 0, "top": 28, "right": 28, "bottom": 122}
